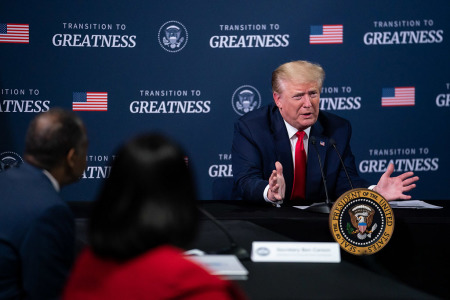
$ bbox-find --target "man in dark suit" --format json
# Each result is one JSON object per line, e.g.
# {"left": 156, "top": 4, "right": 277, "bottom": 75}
{"left": 232, "top": 60, "right": 418, "bottom": 206}
{"left": 0, "top": 108, "right": 88, "bottom": 299}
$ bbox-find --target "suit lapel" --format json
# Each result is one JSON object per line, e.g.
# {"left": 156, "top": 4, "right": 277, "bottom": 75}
{"left": 270, "top": 106, "right": 294, "bottom": 199}
{"left": 270, "top": 107, "right": 334, "bottom": 202}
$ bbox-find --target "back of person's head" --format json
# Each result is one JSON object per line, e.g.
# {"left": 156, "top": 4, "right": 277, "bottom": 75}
{"left": 88, "top": 133, "right": 198, "bottom": 262}
{"left": 272, "top": 60, "right": 325, "bottom": 94}
{"left": 24, "top": 108, "right": 87, "bottom": 170}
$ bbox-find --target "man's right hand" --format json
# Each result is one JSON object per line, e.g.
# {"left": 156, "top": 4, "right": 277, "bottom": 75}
{"left": 267, "top": 161, "right": 286, "bottom": 202}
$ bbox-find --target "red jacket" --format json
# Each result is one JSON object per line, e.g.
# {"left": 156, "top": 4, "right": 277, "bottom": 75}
{"left": 63, "top": 245, "right": 247, "bottom": 300}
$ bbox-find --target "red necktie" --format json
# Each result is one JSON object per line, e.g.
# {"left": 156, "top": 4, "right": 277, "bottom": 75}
{"left": 291, "top": 131, "right": 306, "bottom": 201}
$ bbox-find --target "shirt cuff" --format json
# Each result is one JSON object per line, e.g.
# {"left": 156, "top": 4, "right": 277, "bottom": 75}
{"left": 263, "top": 184, "right": 283, "bottom": 207}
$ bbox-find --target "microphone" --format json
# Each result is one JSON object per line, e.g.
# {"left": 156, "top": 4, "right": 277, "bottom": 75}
{"left": 198, "top": 207, "right": 250, "bottom": 260}
{"left": 304, "top": 136, "right": 331, "bottom": 214}
{"left": 329, "top": 138, "right": 354, "bottom": 190}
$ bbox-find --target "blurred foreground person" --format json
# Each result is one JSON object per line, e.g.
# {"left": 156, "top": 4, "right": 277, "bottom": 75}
{"left": 63, "top": 133, "right": 246, "bottom": 300}
{"left": 0, "top": 108, "right": 88, "bottom": 299}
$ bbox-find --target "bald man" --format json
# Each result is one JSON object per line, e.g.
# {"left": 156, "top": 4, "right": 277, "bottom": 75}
{"left": 0, "top": 108, "right": 88, "bottom": 299}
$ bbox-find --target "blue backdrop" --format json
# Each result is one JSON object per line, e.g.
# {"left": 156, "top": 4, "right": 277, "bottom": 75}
{"left": 1, "top": 0, "right": 449, "bottom": 201}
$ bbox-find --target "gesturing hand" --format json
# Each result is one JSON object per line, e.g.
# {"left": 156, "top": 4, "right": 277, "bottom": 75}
{"left": 374, "top": 163, "right": 419, "bottom": 201}
{"left": 268, "top": 161, "right": 286, "bottom": 202}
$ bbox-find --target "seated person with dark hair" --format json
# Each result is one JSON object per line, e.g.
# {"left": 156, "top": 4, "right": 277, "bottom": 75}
{"left": 0, "top": 108, "right": 88, "bottom": 300}
{"left": 63, "top": 133, "right": 246, "bottom": 300}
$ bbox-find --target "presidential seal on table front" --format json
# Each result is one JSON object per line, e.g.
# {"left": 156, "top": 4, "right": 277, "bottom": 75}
{"left": 329, "top": 188, "right": 394, "bottom": 255}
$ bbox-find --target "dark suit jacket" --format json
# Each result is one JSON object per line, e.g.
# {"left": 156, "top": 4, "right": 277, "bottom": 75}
{"left": 0, "top": 163, "right": 75, "bottom": 300}
{"left": 232, "top": 103, "right": 369, "bottom": 204}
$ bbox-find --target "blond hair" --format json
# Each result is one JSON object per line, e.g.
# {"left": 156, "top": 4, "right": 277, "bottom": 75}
{"left": 272, "top": 60, "right": 325, "bottom": 94}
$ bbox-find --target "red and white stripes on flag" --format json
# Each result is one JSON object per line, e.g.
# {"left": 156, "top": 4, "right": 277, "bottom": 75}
{"left": 73, "top": 92, "right": 108, "bottom": 111}
{"left": 0, "top": 23, "right": 29, "bottom": 43}
{"left": 381, "top": 87, "right": 415, "bottom": 107}
{"left": 309, "top": 25, "right": 343, "bottom": 44}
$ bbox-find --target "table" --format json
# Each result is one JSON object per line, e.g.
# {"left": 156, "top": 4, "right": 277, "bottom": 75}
{"left": 196, "top": 200, "right": 450, "bottom": 299}
{"left": 70, "top": 200, "right": 449, "bottom": 299}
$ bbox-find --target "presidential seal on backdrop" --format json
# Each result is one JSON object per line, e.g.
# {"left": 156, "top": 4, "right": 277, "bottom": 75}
{"left": 329, "top": 188, "right": 394, "bottom": 255}
{"left": 0, "top": 151, "right": 23, "bottom": 173}
{"left": 158, "top": 20, "right": 188, "bottom": 53}
{"left": 231, "top": 85, "right": 261, "bottom": 116}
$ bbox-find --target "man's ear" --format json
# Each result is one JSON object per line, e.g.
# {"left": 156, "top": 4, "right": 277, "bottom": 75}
{"left": 66, "top": 148, "right": 77, "bottom": 168}
{"left": 273, "top": 92, "right": 282, "bottom": 109}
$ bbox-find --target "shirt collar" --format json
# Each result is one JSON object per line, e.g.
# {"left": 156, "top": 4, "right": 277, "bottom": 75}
{"left": 283, "top": 120, "right": 311, "bottom": 139}
{"left": 42, "top": 169, "right": 60, "bottom": 192}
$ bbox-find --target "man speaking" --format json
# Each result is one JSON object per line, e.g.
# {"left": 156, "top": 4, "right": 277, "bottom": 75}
{"left": 232, "top": 60, "right": 418, "bottom": 206}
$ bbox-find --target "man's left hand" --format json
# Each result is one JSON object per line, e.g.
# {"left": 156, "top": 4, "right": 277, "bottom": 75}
{"left": 374, "top": 163, "right": 419, "bottom": 201}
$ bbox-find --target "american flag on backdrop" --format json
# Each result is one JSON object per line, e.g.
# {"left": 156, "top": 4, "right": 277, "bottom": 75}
{"left": 309, "top": 25, "right": 343, "bottom": 44}
{"left": 72, "top": 92, "right": 108, "bottom": 111}
{"left": 0, "top": 23, "right": 29, "bottom": 43}
{"left": 381, "top": 87, "right": 415, "bottom": 107}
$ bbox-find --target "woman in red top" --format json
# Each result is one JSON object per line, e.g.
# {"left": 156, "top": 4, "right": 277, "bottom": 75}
{"left": 63, "top": 133, "right": 246, "bottom": 300}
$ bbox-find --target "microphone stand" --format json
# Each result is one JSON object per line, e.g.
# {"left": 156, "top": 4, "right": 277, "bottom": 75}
{"left": 330, "top": 138, "right": 354, "bottom": 190}
{"left": 198, "top": 207, "right": 250, "bottom": 260}
{"left": 304, "top": 136, "right": 332, "bottom": 214}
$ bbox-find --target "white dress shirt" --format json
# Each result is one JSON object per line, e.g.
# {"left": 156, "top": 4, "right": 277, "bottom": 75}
{"left": 263, "top": 120, "right": 374, "bottom": 206}
{"left": 42, "top": 169, "right": 60, "bottom": 192}
{"left": 263, "top": 121, "right": 311, "bottom": 205}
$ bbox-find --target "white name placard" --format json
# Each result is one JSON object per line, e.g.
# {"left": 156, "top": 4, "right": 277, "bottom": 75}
{"left": 251, "top": 242, "right": 341, "bottom": 263}
{"left": 187, "top": 255, "right": 249, "bottom": 280}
